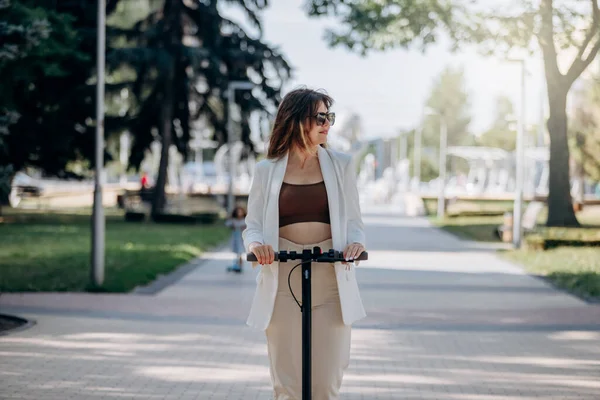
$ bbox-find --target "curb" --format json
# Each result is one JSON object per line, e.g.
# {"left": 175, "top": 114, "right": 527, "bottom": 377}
{"left": 0, "top": 313, "right": 36, "bottom": 336}
{"left": 424, "top": 223, "right": 600, "bottom": 306}
{"left": 526, "top": 272, "right": 600, "bottom": 306}
{"left": 131, "top": 241, "right": 230, "bottom": 295}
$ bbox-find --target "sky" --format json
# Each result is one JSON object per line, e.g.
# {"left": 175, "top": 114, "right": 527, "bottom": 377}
{"left": 219, "top": 0, "right": 591, "bottom": 142}
{"left": 251, "top": 0, "right": 549, "bottom": 140}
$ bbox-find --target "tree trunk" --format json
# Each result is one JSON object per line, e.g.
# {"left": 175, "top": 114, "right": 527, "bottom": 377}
{"left": 150, "top": 0, "right": 180, "bottom": 219}
{"left": 151, "top": 71, "right": 175, "bottom": 218}
{"left": 546, "top": 86, "right": 580, "bottom": 227}
{"left": 0, "top": 168, "right": 16, "bottom": 217}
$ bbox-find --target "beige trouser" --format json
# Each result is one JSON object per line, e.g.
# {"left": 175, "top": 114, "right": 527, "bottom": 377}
{"left": 265, "top": 237, "right": 351, "bottom": 400}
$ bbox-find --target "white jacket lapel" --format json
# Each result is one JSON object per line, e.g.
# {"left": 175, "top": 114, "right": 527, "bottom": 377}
{"left": 318, "top": 146, "right": 342, "bottom": 251}
{"left": 265, "top": 153, "right": 287, "bottom": 276}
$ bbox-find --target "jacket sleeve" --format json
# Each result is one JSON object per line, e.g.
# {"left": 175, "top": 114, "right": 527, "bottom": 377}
{"left": 344, "top": 156, "right": 366, "bottom": 247}
{"left": 242, "top": 163, "right": 265, "bottom": 250}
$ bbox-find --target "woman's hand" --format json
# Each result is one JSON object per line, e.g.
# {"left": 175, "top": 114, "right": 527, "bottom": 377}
{"left": 248, "top": 242, "right": 275, "bottom": 266}
{"left": 342, "top": 242, "right": 365, "bottom": 269}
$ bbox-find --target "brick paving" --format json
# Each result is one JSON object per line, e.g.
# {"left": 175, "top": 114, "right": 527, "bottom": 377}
{"left": 1, "top": 211, "right": 600, "bottom": 399}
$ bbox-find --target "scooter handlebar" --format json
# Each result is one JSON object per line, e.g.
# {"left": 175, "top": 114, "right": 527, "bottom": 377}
{"left": 246, "top": 249, "right": 368, "bottom": 263}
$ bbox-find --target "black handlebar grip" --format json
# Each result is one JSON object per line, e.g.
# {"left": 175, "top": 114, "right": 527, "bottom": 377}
{"left": 245, "top": 253, "right": 279, "bottom": 262}
{"left": 246, "top": 251, "right": 368, "bottom": 262}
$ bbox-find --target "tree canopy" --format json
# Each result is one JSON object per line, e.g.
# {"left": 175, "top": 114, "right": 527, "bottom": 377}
{"left": 1, "top": 0, "right": 291, "bottom": 215}
{"left": 1, "top": 0, "right": 94, "bottom": 178}
{"left": 107, "top": 0, "right": 291, "bottom": 164}
{"left": 106, "top": 0, "right": 291, "bottom": 214}
{"left": 477, "top": 95, "right": 517, "bottom": 151}
{"left": 421, "top": 66, "right": 472, "bottom": 149}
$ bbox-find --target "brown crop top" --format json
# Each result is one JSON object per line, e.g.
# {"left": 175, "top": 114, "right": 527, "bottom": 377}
{"left": 279, "top": 181, "right": 331, "bottom": 228}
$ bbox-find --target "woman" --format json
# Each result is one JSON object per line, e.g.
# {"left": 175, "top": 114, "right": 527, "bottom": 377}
{"left": 243, "top": 88, "right": 367, "bottom": 399}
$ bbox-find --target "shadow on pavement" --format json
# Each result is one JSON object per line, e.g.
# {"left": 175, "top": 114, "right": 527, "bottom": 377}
{"left": 1, "top": 313, "right": 599, "bottom": 399}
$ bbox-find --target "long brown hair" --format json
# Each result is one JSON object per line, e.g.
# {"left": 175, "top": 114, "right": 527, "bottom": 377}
{"left": 267, "top": 87, "right": 333, "bottom": 160}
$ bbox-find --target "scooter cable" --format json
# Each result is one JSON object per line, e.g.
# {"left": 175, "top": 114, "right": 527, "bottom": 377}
{"left": 287, "top": 260, "right": 313, "bottom": 311}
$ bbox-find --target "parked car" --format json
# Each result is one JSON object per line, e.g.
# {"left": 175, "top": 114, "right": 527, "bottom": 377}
{"left": 9, "top": 172, "right": 44, "bottom": 207}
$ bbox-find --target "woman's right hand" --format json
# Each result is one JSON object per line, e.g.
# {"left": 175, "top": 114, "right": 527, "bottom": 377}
{"left": 248, "top": 242, "right": 275, "bottom": 265}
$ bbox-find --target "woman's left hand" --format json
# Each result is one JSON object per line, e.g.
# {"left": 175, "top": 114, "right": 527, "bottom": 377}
{"left": 342, "top": 242, "right": 365, "bottom": 269}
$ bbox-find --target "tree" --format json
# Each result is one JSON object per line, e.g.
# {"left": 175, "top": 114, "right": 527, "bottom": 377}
{"left": 0, "top": 0, "right": 90, "bottom": 212}
{"left": 0, "top": 1, "right": 125, "bottom": 177}
{"left": 581, "top": 81, "right": 600, "bottom": 182}
{"left": 306, "top": 0, "right": 600, "bottom": 227}
{"left": 422, "top": 66, "right": 472, "bottom": 149}
{"left": 107, "top": 0, "right": 291, "bottom": 217}
{"left": 478, "top": 95, "right": 517, "bottom": 151}
{"left": 570, "top": 77, "right": 600, "bottom": 183}
{"left": 419, "top": 66, "right": 472, "bottom": 177}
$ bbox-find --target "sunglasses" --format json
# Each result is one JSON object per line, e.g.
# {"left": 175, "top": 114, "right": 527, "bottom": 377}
{"left": 314, "top": 112, "right": 336, "bottom": 126}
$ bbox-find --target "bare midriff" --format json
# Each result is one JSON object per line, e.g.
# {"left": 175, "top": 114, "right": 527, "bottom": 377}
{"left": 278, "top": 180, "right": 332, "bottom": 245}
{"left": 279, "top": 222, "right": 332, "bottom": 245}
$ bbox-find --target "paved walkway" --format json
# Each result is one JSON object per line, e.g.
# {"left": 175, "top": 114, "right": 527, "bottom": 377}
{"left": 1, "top": 211, "right": 600, "bottom": 399}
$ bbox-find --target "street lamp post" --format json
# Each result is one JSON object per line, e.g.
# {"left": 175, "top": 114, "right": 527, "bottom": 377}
{"left": 416, "top": 107, "right": 447, "bottom": 216}
{"left": 413, "top": 107, "right": 432, "bottom": 192}
{"left": 508, "top": 59, "right": 526, "bottom": 249}
{"left": 91, "top": 0, "right": 106, "bottom": 286}
{"left": 437, "top": 117, "right": 448, "bottom": 219}
{"left": 413, "top": 123, "right": 422, "bottom": 190}
{"left": 226, "top": 81, "right": 254, "bottom": 215}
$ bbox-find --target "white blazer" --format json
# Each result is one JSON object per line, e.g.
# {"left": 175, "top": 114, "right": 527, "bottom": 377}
{"left": 242, "top": 145, "right": 367, "bottom": 330}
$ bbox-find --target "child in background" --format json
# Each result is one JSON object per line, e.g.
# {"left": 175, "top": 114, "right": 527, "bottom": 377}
{"left": 226, "top": 205, "right": 247, "bottom": 273}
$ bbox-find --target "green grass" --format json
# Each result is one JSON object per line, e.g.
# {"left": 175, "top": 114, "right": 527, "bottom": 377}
{"left": 429, "top": 203, "right": 600, "bottom": 301}
{"left": 430, "top": 215, "right": 505, "bottom": 242}
{"left": 430, "top": 202, "right": 600, "bottom": 242}
{"left": 426, "top": 199, "right": 516, "bottom": 242}
{"left": 0, "top": 208, "right": 230, "bottom": 292}
{"left": 502, "top": 248, "right": 600, "bottom": 300}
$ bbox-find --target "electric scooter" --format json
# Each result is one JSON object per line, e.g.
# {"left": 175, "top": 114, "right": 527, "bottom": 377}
{"left": 247, "top": 247, "right": 368, "bottom": 400}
